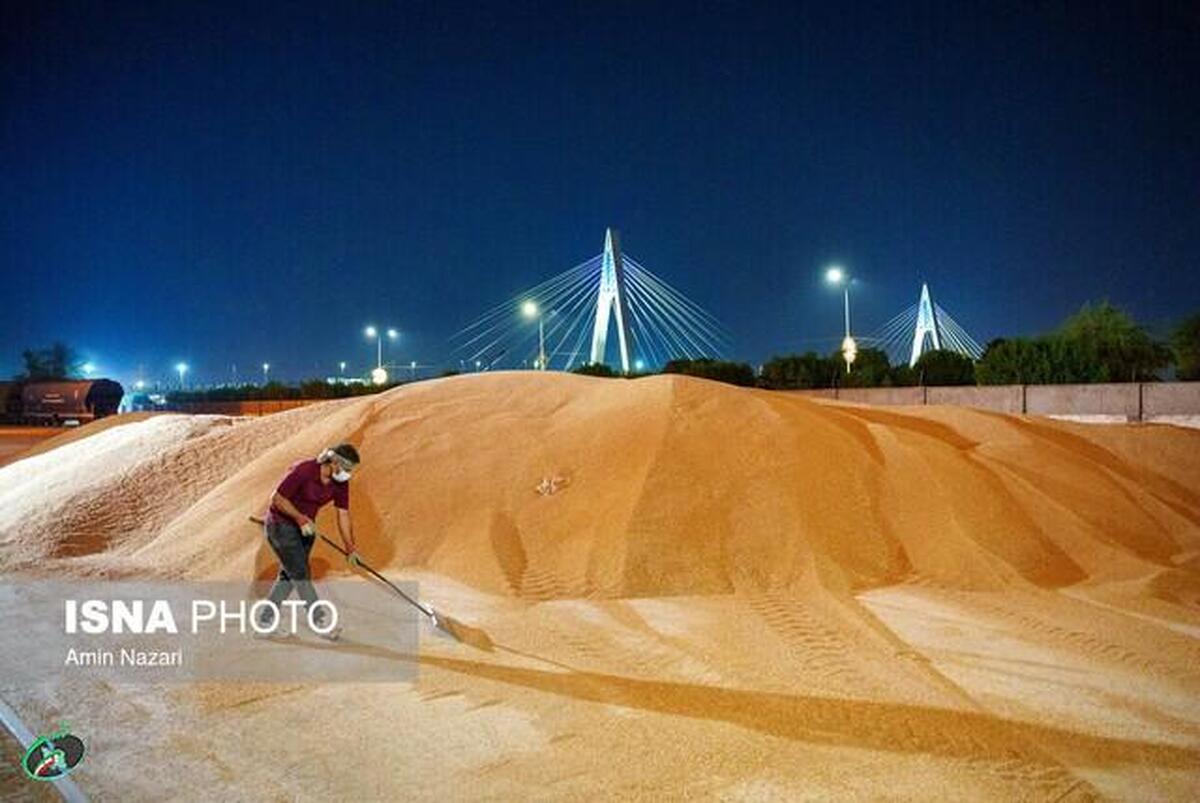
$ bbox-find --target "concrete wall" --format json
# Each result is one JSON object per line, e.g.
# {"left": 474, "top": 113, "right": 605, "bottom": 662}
{"left": 834, "top": 387, "right": 925, "bottom": 406}
{"left": 785, "top": 381, "right": 1200, "bottom": 422}
{"left": 1143, "top": 382, "right": 1200, "bottom": 417}
{"left": 1024, "top": 383, "right": 1141, "bottom": 418}
{"left": 926, "top": 385, "right": 1024, "bottom": 413}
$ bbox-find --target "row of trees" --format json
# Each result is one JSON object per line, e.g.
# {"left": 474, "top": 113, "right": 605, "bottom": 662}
{"left": 644, "top": 303, "right": 1200, "bottom": 390}
{"left": 975, "top": 302, "right": 1177, "bottom": 385}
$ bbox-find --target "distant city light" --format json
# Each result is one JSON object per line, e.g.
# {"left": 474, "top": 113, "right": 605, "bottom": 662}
{"left": 371, "top": 366, "right": 388, "bottom": 385}
{"left": 175, "top": 362, "right": 189, "bottom": 387}
{"left": 81, "top": 362, "right": 95, "bottom": 376}
{"left": 635, "top": 359, "right": 645, "bottom": 371}
{"left": 134, "top": 379, "right": 146, "bottom": 390}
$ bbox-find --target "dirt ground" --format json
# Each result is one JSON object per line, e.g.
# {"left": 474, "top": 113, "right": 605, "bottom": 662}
{"left": 0, "top": 427, "right": 57, "bottom": 468}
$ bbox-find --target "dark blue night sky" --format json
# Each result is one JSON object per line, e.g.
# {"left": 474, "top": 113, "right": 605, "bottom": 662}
{"left": 3, "top": 1, "right": 1198, "bottom": 384}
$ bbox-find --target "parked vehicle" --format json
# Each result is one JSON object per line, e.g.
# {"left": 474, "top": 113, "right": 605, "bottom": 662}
{"left": 0, "top": 381, "right": 22, "bottom": 423}
{"left": 19, "top": 379, "right": 125, "bottom": 425}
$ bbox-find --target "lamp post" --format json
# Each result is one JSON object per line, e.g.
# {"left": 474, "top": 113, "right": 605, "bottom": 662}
{"left": 825, "top": 266, "right": 856, "bottom": 372}
{"left": 365, "top": 326, "right": 398, "bottom": 385}
{"left": 262, "top": 363, "right": 270, "bottom": 385}
{"left": 522, "top": 300, "right": 546, "bottom": 370}
{"left": 175, "top": 362, "right": 189, "bottom": 389}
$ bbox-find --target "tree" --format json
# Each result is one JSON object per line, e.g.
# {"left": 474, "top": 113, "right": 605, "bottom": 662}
{"left": 571, "top": 362, "right": 618, "bottom": 377}
{"left": 759, "top": 352, "right": 838, "bottom": 389}
{"left": 20, "top": 342, "right": 81, "bottom": 380}
{"left": 913, "top": 349, "right": 976, "bottom": 386}
{"left": 1043, "top": 334, "right": 1105, "bottom": 384}
{"left": 1171, "top": 313, "right": 1200, "bottom": 380}
{"left": 1058, "top": 302, "right": 1170, "bottom": 381}
{"left": 663, "top": 358, "right": 757, "bottom": 387}
{"left": 976, "top": 338, "right": 1051, "bottom": 385}
{"left": 888, "top": 363, "right": 920, "bottom": 386}
{"left": 839, "top": 347, "right": 891, "bottom": 388}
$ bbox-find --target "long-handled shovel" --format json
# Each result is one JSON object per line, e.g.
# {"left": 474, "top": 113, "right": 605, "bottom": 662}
{"left": 249, "top": 515, "right": 491, "bottom": 649}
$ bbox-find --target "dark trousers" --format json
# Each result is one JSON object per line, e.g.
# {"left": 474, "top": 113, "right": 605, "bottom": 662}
{"left": 264, "top": 518, "right": 320, "bottom": 610}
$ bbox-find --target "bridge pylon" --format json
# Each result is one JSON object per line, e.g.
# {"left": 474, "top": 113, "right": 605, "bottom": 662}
{"left": 589, "top": 227, "right": 633, "bottom": 372}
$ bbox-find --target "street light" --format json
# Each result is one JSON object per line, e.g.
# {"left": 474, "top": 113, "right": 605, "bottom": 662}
{"left": 409, "top": 360, "right": 417, "bottom": 381}
{"left": 81, "top": 362, "right": 95, "bottom": 377}
{"left": 175, "top": 362, "right": 189, "bottom": 389}
{"left": 522, "top": 300, "right": 546, "bottom": 370}
{"left": 339, "top": 361, "right": 346, "bottom": 376}
{"left": 365, "top": 325, "right": 399, "bottom": 383}
{"left": 262, "top": 363, "right": 270, "bottom": 385}
{"left": 825, "top": 265, "right": 856, "bottom": 372}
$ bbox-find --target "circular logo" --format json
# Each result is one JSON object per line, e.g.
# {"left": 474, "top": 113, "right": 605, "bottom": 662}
{"left": 22, "top": 729, "right": 85, "bottom": 781}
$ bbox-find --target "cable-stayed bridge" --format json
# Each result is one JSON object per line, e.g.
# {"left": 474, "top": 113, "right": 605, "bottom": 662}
{"left": 866, "top": 283, "right": 984, "bottom": 367}
{"left": 452, "top": 229, "right": 729, "bottom": 372}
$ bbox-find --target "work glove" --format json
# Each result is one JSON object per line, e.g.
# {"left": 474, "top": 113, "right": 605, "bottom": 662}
{"left": 300, "top": 520, "right": 316, "bottom": 537}
{"left": 347, "top": 551, "right": 362, "bottom": 568}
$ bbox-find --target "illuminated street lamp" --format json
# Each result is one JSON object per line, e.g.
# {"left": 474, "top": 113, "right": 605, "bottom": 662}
{"left": 339, "top": 361, "right": 346, "bottom": 376}
{"left": 522, "top": 300, "right": 546, "bottom": 370}
{"left": 364, "top": 325, "right": 398, "bottom": 376}
{"left": 81, "top": 362, "right": 95, "bottom": 377}
{"left": 262, "top": 362, "right": 270, "bottom": 384}
{"left": 175, "top": 362, "right": 189, "bottom": 389}
{"left": 825, "top": 266, "right": 856, "bottom": 372}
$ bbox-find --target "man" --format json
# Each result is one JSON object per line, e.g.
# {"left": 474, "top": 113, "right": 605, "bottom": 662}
{"left": 257, "top": 442, "right": 363, "bottom": 640}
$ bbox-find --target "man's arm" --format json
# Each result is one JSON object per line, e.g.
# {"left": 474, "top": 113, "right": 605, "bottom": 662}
{"left": 271, "top": 492, "right": 311, "bottom": 529}
{"left": 336, "top": 507, "right": 357, "bottom": 554}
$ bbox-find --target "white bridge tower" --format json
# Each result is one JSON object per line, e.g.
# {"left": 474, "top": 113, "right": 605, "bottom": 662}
{"left": 909, "top": 282, "right": 942, "bottom": 366}
{"left": 589, "top": 227, "right": 633, "bottom": 372}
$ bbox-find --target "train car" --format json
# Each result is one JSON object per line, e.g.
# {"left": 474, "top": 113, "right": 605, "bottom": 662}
{"left": 20, "top": 379, "right": 124, "bottom": 425}
{"left": 0, "top": 381, "right": 22, "bottom": 423}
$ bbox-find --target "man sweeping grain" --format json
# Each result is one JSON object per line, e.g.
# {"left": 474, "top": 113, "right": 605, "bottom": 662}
{"left": 256, "top": 443, "right": 363, "bottom": 640}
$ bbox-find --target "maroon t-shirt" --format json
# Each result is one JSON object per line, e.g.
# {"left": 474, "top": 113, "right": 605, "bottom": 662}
{"left": 267, "top": 459, "right": 349, "bottom": 525}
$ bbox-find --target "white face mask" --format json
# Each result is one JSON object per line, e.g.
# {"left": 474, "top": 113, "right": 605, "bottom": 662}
{"left": 332, "top": 469, "right": 352, "bottom": 483}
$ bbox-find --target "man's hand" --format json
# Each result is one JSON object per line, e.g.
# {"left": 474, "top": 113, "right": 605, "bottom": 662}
{"left": 297, "top": 517, "right": 316, "bottom": 536}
